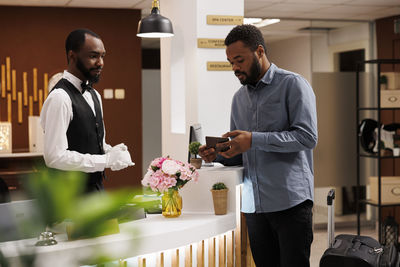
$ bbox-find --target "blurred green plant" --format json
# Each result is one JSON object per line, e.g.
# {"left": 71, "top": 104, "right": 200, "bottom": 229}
{"left": 26, "top": 169, "right": 86, "bottom": 227}
{"left": 189, "top": 141, "right": 201, "bottom": 159}
{"left": 26, "top": 168, "right": 158, "bottom": 239}
{"left": 212, "top": 182, "right": 228, "bottom": 190}
{"left": 380, "top": 75, "right": 388, "bottom": 84}
{"left": 0, "top": 167, "right": 161, "bottom": 266}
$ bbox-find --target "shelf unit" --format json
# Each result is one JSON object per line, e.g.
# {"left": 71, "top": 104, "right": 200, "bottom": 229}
{"left": 356, "top": 59, "right": 400, "bottom": 243}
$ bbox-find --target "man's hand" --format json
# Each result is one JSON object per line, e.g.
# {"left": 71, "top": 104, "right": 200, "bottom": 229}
{"left": 198, "top": 145, "right": 217, "bottom": 163}
{"left": 218, "top": 130, "right": 252, "bottom": 158}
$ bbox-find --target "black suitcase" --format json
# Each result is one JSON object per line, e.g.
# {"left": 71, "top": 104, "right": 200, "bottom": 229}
{"left": 319, "top": 189, "right": 399, "bottom": 267}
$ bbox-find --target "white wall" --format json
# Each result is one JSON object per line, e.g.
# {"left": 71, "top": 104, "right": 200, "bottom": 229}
{"left": 311, "top": 34, "right": 331, "bottom": 73}
{"left": 312, "top": 22, "right": 371, "bottom": 72}
{"left": 161, "top": 0, "right": 243, "bottom": 162}
{"left": 267, "top": 36, "right": 312, "bottom": 82}
{"left": 142, "top": 69, "right": 162, "bottom": 174}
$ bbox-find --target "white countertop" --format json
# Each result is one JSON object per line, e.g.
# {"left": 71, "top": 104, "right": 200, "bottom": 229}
{"left": 1, "top": 212, "right": 236, "bottom": 266}
{"left": 0, "top": 164, "right": 243, "bottom": 266}
{"left": 181, "top": 164, "right": 243, "bottom": 213}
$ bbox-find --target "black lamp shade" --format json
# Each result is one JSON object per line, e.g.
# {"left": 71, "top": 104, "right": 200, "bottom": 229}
{"left": 137, "top": 7, "right": 174, "bottom": 38}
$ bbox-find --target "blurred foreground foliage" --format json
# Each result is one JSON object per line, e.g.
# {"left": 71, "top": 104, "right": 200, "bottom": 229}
{"left": 0, "top": 167, "right": 162, "bottom": 266}
{"left": 25, "top": 168, "right": 158, "bottom": 239}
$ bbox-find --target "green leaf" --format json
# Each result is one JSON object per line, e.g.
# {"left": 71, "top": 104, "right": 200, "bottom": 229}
{"left": 212, "top": 182, "right": 227, "bottom": 190}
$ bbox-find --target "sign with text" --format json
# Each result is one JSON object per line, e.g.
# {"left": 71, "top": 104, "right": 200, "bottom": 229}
{"left": 207, "top": 62, "right": 232, "bottom": 71}
{"left": 197, "top": 38, "right": 225, "bottom": 48}
{"left": 206, "top": 15, "right": 243, "bottom": 25}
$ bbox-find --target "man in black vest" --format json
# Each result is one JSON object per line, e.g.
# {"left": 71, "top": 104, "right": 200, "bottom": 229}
{"left": 40, "top": 29, "right": 134, "bottom": 193}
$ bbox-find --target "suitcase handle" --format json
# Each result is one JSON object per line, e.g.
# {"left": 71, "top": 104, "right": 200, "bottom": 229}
{"left": 327, "top": 189, "right": 335, "bottom": 248}
{"left": 327, "top": 189, "right": 335, "bottom": 205}
{"left": 352, "top": 240, "right": 362, "bottom": 250}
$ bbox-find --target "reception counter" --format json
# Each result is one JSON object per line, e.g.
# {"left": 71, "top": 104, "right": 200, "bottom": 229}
{"left": 0, "top": 152, "right": 44, "bottom": 199}
{"left": 0, "top": 164, "right": 244, "bottom": 267}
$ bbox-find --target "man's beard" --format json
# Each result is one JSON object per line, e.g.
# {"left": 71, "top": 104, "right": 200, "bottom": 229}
{"left": 235, "top": 55, "right": 261, "bottom": 86}
{"left": 76, "top": 57, "right": 101, "bottom": 84}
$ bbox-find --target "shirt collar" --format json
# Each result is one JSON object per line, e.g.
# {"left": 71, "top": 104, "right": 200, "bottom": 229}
{"left": 246, "top": 63, "right": 277, "bottom": 90}
{"left": 62, "top": 70, "right": 85, "bottom": 93}
{"left": 259, "top": 63, "right": 276, "bottom": 85}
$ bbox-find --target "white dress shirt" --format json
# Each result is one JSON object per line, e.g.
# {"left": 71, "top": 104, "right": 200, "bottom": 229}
{"left": 40, "top": 70, "right": 112, "bottom": 173}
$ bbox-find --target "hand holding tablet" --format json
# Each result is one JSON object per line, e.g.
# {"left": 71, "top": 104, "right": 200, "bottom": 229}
{"left": 205, "top": 136, "right": 230, "bottom": 152}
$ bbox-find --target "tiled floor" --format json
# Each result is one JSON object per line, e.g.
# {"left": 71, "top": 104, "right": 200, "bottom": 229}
{"left": 310, "top": 224, "right": 378, "bottom": 267}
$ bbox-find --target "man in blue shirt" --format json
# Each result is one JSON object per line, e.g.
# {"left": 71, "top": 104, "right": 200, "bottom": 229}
{"left": 199, "top": 25, "right": 317, "bottom": 266}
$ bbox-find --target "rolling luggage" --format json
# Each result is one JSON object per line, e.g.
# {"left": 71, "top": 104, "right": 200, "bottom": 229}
{"left": 319, "top": 189, "right": 399, "bottom": 267}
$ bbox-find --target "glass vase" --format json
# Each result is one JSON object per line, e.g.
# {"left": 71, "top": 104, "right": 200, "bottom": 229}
{"left": 162, "top": 189, "right": 182, "bottom": 218}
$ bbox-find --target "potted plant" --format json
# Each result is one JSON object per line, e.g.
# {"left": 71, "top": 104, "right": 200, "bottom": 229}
{"left": 380, "top": 75, "right": 388, "bottom": 90}
{"left": 141, "top": 156, "right": 199, "bottom": 218}
{"left": 210, "top": 182, "right": 228, "bottom": 215}
{"left": 189, "top": 141, "right": 202, "bottom": 169}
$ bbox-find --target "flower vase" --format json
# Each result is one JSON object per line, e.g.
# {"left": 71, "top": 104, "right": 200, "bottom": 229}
{"left": 162, "top": 189, "right": 182, "bottom": 218}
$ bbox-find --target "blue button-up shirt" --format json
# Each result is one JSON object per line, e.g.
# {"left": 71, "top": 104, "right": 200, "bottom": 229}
{"left": 231, "top": 63, "right": 317, "bottom": 213}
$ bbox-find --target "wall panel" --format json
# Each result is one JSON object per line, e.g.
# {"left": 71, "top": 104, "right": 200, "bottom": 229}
{"left": 0, "top": 6, "right": 142, "bottom": 189}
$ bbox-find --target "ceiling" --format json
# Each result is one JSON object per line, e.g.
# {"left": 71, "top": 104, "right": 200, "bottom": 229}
{"left": 0, "top": 0, "right": 399, "bottom": 47}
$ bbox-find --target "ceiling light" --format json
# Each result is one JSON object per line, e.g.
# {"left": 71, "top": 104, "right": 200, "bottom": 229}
{"left": 137, "top": 0, "right": 174, "bottom": 38}
{"left": 244, "top": 18, "right": 262, "bottom": 25}
{"left": 253, "top": 19, "right": 280, "bottom": 28}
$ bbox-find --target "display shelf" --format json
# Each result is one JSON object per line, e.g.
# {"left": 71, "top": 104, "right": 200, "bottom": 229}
{"left": 359, "top": 154, "right": 400, "bottom": 159}
{"left": 358, "top": 107, "right": 400, "bottom": 111}
{"left": 360, "top": 199, "right": 400, "bottom": 208}
{"left": 356, "top": 58, "right": 400, "bottom": 243}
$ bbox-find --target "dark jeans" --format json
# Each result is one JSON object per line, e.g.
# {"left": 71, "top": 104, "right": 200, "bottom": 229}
{"left": 244, "top": 200, "right": 313, "bottom": 267}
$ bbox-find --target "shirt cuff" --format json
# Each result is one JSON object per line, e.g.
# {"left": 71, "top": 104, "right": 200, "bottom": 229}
{"left": 92, "top": 154, "right": 107, "bottom": 171}
{"left": 251, "top": 132, "right": 270, "bottom": 150}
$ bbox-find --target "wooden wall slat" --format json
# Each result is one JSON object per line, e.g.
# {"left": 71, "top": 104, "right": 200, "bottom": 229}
{"left": 227, "top": 231, "right": 234, "bottom": 267}
{"left": 6, "top": 57, "right": 10, "bottom": 91}
{"left": 11, "top": 69, "right": 16, "bottom": 100}
{"left": 208, "top": 237, "right": 215, "bottom": 267}
{"left": 1, "top": 64, "right": 5, "bottom": 98}
{"left": 185, "top": 244, "right": 192, "bottom": 267}
{"left": 138, "top": 257, "right": 146, "bottom": 267}
{"left": 219, "top": 234, "right": 226, "bottom": 267}
{"left": 197, "top": 240, "right": 204, "bottom": 267}
{"left": 172, "top": 249, "right": 179, "bottom": 267}
{"left": 157, "top": 252, "right": 164, "bottom": 267}
{"left": 33, "top": 67, "right": 37, "bottom": 102}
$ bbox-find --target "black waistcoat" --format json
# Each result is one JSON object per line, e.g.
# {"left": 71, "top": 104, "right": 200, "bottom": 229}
{"left": 51, "top": 78, "right": 105, "bottom": 193}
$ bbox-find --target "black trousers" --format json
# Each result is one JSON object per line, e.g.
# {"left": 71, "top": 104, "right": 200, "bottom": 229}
{"left": 244, "top": 200, "right": 313, "bottom": 267}
{"left": 85, "top": 172, "right": 104, "bottom": 193}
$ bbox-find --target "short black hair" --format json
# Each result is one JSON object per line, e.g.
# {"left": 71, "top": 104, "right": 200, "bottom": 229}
{"left": 65, "top": 28, "right": 101, "bottom": 60}
{"left": 225, "top": 24, "right": 266, "bottom": 53}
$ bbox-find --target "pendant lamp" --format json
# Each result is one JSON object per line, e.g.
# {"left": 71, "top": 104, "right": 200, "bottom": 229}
{"left": 137, "top": 0, "right": 174, "bottom": 38}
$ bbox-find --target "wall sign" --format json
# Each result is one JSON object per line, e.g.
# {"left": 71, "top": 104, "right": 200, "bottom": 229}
{"left": 206, "top": 15, "right": 243, "bottom": 25}
{"left": 197, "top": 38, "right": 225, "bottom": 48}
{"left": 207, "top": 62, "right": 232, "bottom": 71}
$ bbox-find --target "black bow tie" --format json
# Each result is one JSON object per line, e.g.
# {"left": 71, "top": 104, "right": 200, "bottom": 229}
{"left": 81, "top": 82, "right": 93, "bottom": 94}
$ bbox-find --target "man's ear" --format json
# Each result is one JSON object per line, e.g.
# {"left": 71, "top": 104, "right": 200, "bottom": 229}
{"left": 67, "top": 50, "right": 76, "bottom": 63}
{"left": 257, "top": 45, "right": 264, "bottom": 57}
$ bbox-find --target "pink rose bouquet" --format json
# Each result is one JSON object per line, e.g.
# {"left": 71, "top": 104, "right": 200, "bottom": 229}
{"left": 141, "top": 156, "right": 199, "bottom": 193}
